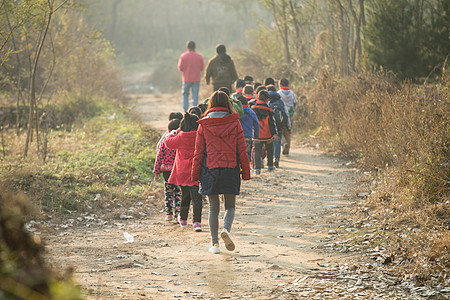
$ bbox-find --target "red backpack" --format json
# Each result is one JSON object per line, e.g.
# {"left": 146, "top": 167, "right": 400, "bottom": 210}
{"left": 257, "top": 115, "right": 272, "bottom": 139}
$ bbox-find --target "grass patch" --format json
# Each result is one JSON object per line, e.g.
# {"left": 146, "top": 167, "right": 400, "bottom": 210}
{"left": 0, "top": 97, "right": 161, "bottom": 217}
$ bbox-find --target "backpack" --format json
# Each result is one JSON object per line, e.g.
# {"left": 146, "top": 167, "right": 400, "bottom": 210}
{"left": 257, "top": 115, "right": 272, "bottom": 139}
{"left": 269, "top": 99, "right": 288, "bottom": 130}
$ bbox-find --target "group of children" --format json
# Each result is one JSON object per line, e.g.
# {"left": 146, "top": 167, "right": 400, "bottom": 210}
{"left": 153, "top": 77, "right": 297, "bottom": 253}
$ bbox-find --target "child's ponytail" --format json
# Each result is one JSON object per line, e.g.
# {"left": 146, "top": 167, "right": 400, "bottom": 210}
{"left": 207, "top": 91, "right": 235, "bottom": 114}
{"left": 180, "top": 113, "right": 199, "bottom": 132}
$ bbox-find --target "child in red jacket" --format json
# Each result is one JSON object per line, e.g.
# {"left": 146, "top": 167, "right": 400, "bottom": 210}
{"left": 165, "top": 113, "right": 203, "bottom": 232}
{"left": 192, "top": 91, "right": 251, "bottom": 254}
{"left": 153, "top": 118, "right": 182, "bottom": 221}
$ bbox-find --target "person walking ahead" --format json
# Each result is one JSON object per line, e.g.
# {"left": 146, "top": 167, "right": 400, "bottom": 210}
{"left": 192, "top": 91, "right": 251, "bottom": 254}
{"left": 178, "top": 41, "right": 204, "bottom": 111}
{"left": 205, "top": 44, "right": 238, "bottom": 93}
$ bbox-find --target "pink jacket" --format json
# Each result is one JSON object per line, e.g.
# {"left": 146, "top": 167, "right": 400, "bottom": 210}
{"left": 153, "top": 135, "right": 176, "bottom": 174}
{"left": 177, "top": 51, "right": 204, "bottom": 82}
{"left": 164, "top": 129, "right": 198, "bottom": 186}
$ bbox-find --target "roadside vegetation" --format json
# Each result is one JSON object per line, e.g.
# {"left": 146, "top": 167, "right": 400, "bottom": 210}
{"left": 0, "top": 1, "right": 160, "bottom": 298}
{"left": 1, "top": 0, "right": 448, "bottom": 297}
{"left": 234, "top": 0, "right": 449, "bottom": 288}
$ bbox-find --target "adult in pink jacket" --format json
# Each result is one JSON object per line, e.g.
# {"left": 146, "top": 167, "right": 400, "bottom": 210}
{"left": 165, "top": 113, "right": 203, "bottom": 231}
{"left": 178, "top": 41, "right": 204, "bottom": 111}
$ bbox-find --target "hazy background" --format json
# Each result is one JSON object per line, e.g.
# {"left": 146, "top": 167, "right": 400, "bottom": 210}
{"left": 82, "top": 0, "right": 269, "bottom": 93}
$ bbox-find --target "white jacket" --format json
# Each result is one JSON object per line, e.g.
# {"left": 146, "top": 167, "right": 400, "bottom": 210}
{"left": 277, "top": 89, "right": 297, "bottom": 111}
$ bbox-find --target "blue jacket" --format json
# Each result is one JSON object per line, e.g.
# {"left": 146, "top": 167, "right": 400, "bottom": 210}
{"left": 239, "top": 106, "right": 260, "bottom": 138}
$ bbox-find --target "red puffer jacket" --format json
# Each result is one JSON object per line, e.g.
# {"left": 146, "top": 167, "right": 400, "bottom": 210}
{"left": 191, "top": 108, "right": 251, "bottom": 182}
{"left": 165, "top": 129, "right": 198, "bottom": 187}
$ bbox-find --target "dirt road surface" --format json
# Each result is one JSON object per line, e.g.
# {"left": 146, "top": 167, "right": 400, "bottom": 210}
{"left": 43, "top": 93, "right": 419, "bottom": 299}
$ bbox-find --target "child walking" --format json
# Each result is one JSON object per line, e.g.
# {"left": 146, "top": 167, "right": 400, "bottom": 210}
{"left": 153, "top": 119, "right": 182, "bottom": 221}
{"left": 165, "top": 113, "right": 203, "bottom": 232}
{"left": 268, "top": 90, "right": 289, "bottom": 168}
{"left": 277, "top": 78, "right": 297, "bottom": 156}
{"left": 238, "top": 95, "right": 259, "bottom": 162}
{"left": 251, "top": 90, "right": 278, "bottom": 174}
{"left": 192, "top": 91, "right": 251, "bottom": 254}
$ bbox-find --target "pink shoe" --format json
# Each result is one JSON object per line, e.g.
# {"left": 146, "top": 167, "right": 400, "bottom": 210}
{"left": 177, "top": 215, "right": 187, "bottom": 228}
{"left": 193, "top": 222, "right": 202, "bottom": 232}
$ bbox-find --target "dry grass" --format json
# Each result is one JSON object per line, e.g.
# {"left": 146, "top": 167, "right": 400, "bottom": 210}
{"left": 302, "top": 69, "right": 449, "bottom": 285}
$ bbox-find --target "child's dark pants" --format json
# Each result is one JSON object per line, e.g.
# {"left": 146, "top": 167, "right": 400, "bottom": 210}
{"left": 253, "top": 140, "right": 274, "bottom": 170}
{"left": 180, "top": 185, "right": 203, "bottom": 223}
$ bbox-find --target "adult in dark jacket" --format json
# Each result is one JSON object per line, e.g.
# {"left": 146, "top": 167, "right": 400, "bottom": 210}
{"left": 205, "top": 44, "right": 238, "bottom": 93}
{"left": 252, "top": 90, "right": 278, "bottom": 174}
{"left": 192, "top": 91, "right": 250, "bottom": 254}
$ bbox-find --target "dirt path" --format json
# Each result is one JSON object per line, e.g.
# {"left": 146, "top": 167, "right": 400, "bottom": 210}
{"left": 42, "top": 94, "right": 418, "bottom": 299}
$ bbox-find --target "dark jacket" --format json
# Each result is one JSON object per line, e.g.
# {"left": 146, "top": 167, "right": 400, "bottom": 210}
{"left": 268, "top": 91, "right": 289, "bottom": 132}
{"left": 205, "top": 54, "right": 238, "bottom": 87}
{"left": 251, "top": 100, "right": 278, "bottom": 141}
{"left": 192, "top": 107, "right": 250, "bottom": 195}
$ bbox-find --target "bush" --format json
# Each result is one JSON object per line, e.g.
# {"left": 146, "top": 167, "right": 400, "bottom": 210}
{"left": 304, "top": 69, "right": 449, "bottom": 281}
{"left": 0, "top": 191, "right": 82, "bottom": 299}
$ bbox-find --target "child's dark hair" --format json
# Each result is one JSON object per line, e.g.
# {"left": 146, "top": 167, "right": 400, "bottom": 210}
{"left": 243, "top": 85, "right": 254, "bottom": 96}
{"left": 198, "top": 103, "right": 208, "bottom": 114}
{"left": 180, "top": 113, "right": 199, "bottom": 132}
{"left": 169, "top": 112, "right": 183, "bottom": 120}
{"left": 267, "top": 85, "right": 277, "bottom": 92}
{"left": 207, "top": 91, "right": 235, "bottom": 114}
{"left": 279, "top": 78, "right": 289, "bottom": 87}
{"left": 168, "top": 119, "right": 180, "bottom": 131}
{"left": 258, "top": 90, "right": 269, "bottom": 102}
{"left": 235, "top": 79, "right": 246, "bottom": 89}
{"left": 244, "top": 75, "right": 254, "bottom": 84}
{"left": 237, "top": 95, "right": 248, "bottom": 106}
{"left": 255, "top": 85, "right": 267, "bottom": 94}
{"left": 218, "top": 86, "right": 230, "bottom": 97}
{"left": 264, "top": 77, "right": 275, "bottom": 86}
{"left": 253, "top": 82, "right": 262, "bottom": 90}
{"left": 188, "top": 106, "right": 202, "bottom": 118}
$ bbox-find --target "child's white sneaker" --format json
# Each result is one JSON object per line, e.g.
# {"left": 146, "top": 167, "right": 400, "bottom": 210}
{"left": 220, "top": 229, "right": 235, "bottom": 251}
{"left": 209, "top": 243, "right": 220, "bottom": 254}
{"left": 193, "top": 222, "right": 202, "bottom": 232}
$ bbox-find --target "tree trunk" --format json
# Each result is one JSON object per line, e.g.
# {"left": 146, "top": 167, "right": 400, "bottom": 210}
{"left": 24, "top": 2, "right": 53, "bottom": 157}
{"left": 281, "top": 0, "right": 291, "bottom": 63}
{"left": 348, "top": 0, "right": 361, "bottom": 72}
{"left": 336, "top": 0, "right": 349, "bottom": 75}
